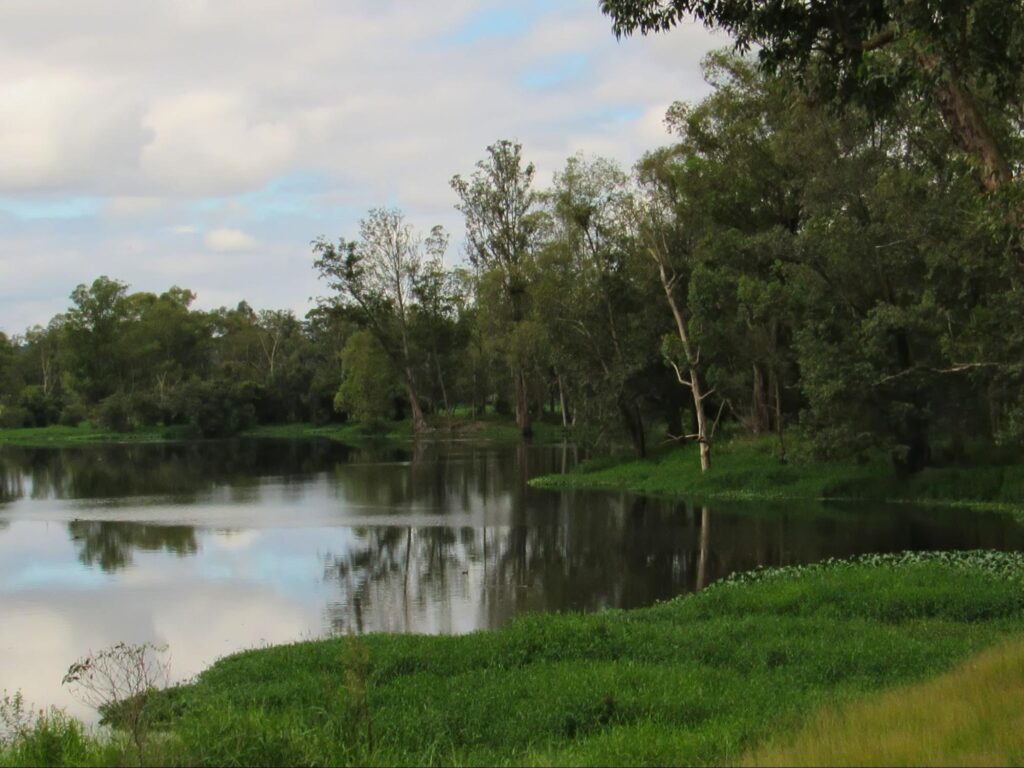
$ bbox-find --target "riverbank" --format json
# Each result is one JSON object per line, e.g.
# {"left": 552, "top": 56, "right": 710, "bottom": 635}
{"left": 530, "top": 437, "right": 1024, "bottom": 514}
{"left": 0, "top": 424, "right": 176, "bottom": 446}
{"left": 3, "top": 551, "right": 1023, "bottom": 766}
{"left": 0, "top": 417, "right": 574, "bottom": 448}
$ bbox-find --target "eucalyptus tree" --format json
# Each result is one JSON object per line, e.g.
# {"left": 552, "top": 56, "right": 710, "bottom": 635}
{"left": 451, "top": 140, "right": 543, "bottom": 436}
{"left": 634, "top": 151, "right": 719, "bottom": 471}
{"left": 411, "top": 227, "right": 463, "bottom": 415}
{"left": 313, "top": 208, "right": 442, "bottom": 434}
{"left": 660, "top": 53, "right": 807, "bottom": 456}
{"left": 535, "top": 154, "right": 661, "bottom": 455}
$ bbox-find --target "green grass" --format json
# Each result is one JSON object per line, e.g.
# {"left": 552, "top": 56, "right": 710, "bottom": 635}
{"left": 530, "top": 436, "right": 1024, "bottom": 513}
{"left": 0, "top": 423, "right": 176, "bottom": 447}
{"left": 0, "top": 417, "right": 578, "bottom": 449}
{"left": 747, "top": 636, "right": 1024, "bottom": 766}
{"left": 5, "top": 551, "right": 1024, "bottom": 766}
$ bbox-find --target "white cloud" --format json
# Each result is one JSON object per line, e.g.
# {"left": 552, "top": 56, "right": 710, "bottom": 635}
{"left": 0, "top": 0, "right": 723, "bottom": 331}
{"left": 204, "top": 227, "right": 258, "bottom": 252}
{"left": 141, "top": 91, "right": 297, "bottom": 195}
{"left": 0, "top": 73, "right": 150, "bottom": 192}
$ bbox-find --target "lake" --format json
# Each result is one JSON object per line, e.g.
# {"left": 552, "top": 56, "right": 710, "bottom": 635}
{"left": 2, "top": 437, "right": 1024, "bottom": 720}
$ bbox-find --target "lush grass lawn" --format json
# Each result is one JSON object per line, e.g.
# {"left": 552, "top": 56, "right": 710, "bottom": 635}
{"left": 747, "top": 636, "right": 1024, "bottom": 766}
{"left": 4, "top": 551, "right": 1024, "bottom": 766}
{"left": 531, "top": 436, "right": 1024, "bottom": 512}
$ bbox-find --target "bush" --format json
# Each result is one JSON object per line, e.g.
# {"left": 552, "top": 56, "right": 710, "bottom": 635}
{"left": 16, "top": 386, "right": 61, "bottom": 427}
{"left": 0, "top": 404, "right": 29, "bottom": 429}
{"left": 58, "top": 400, "right": 89, "bottom": 427}
{"left": 96, "top": 392, "right": 133, "bottom": 432}
{"left": 334, "top": 331, "right": 399, "bottom": 423}
{"left": 173, "top": 378, "right": 258, "bottom": 438}
{"left": 1, "top": 692, "right": 88, "bottom": 767}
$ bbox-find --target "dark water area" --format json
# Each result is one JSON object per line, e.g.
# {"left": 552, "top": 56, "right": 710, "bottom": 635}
{"left": 2, "top": 438, "right": 1024, "bottom": 718}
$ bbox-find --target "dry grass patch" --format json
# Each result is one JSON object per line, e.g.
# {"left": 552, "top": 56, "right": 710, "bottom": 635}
{"left": 747, "top": 637, "right": 1024, "bottom": 767}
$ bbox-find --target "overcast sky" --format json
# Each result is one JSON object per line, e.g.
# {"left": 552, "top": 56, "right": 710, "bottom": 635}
{"left": 0, "top": 0, "right": 722, "bottom": 334}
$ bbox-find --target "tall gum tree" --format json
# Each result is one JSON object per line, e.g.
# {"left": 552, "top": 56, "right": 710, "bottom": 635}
{"left": 536, "top": 154, "right": 660, "bottom": 456}
{"left": 313, "top": 208, "right": 440, "bottom": 434}
{"left": 636, "top": 151, "right": 718, "bottom": 472}
{"left": 452, "top": 140, "right": 541, "bottom": 438}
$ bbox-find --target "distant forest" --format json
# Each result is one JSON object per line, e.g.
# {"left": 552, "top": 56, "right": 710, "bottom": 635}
{"left": 2, "top": 34, "right": 1023, "bottom": 474}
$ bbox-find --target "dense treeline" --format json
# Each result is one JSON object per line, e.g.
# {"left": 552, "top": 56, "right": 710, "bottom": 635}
{"left": 2, "top": 35, "right": 1022, "bottom": 473}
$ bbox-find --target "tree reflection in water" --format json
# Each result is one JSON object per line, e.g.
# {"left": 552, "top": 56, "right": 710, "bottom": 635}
{"left": 68, "top": 520, "right": 198, "bottom": 572}
{"left": 3, "top": 439, "right": 1024, "bottom": 633}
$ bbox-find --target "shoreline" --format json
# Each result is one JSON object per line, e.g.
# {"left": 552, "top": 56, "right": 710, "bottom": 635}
{"left": 4, "top": 550, "right": 1023, "bottom": 766}
{"left": 529, "top": 437, "right": 1024, "bottom": 517}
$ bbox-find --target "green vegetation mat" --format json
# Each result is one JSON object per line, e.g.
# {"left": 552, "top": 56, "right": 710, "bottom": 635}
{"left": 5, "top": 551, "right": 1024, "bottom": 766}
{"left": 530, "top": 438, "right": 1024, "bottom": 513}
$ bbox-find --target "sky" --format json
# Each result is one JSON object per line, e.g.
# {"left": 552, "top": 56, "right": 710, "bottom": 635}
{"left": 0, "top": 0, "right": 723, "bottom": 334}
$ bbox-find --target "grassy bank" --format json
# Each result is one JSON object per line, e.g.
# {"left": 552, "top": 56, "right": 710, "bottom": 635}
{"left": 748, "top": 636, "right": 1024, "bottom": 766}
{"left": 241, "top": 417, "right": 576, "bottom": 444}
{"left": 0, "top": 417, "right": 576, "bottom": 448}
{"left": 3, "top": 551, "right": 1024, "bottom": 766}
{"left": 0, "top": 424, "right": 176, "bottom": 447}
{"left": 530, "top": 437, "right": 1024, "bottom": 513}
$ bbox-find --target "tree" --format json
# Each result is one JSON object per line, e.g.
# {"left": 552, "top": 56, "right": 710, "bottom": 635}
{"left": 601, "top": 0, "right": 1024, "bottom": 193}
{"left": 411, "top": 228, "right": 463, "bottom": 416}
{"left": 661, "top": 53, "right": 805, "bottom": 457}
{"left": 313, "top": 208, "right": 439, "bottom": 434}
{"left": 335, "top": 330, "right": 399, "bottom": 424}
{"left": 534, "top": 154, "right": 663, "bottom": 455}
{"left": 61, "top": 276, "right": 132, "bottom": 403}
{"left": 635, "top": 149, "right": 720, "bottom": 471}
{"left": 452, "top": 140, "right": 542, "bottom": 437}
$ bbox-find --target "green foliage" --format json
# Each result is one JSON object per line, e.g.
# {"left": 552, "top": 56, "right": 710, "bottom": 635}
{"left": 0, "top": 693, "right": 89, "bottom": 768}
{"left": 335, "top": 331, "right": 398, "bottom": 425}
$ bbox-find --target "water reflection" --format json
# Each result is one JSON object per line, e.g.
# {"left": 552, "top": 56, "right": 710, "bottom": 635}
{"left": 68, "top": 521, "right": 198, "bottom": 572}
{"left": 3, "top": 438, "right": 1024, "bottom": 717}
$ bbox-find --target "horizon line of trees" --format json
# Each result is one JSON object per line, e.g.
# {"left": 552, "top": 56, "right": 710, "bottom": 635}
{"left": 3, "top": 29, "right": 1023, "bottom": 475}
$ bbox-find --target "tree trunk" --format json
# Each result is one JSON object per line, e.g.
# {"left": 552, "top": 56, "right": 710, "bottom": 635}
{"left": 655, "top": 257, "right": 712, "bottom": 472}
{"left": 693, "top": 379, "right": 711, "bottom": 472}
{"left": 556, "top": 371, "right": 569, "bottom": 429}
{"left": 434, "top": 352, "right": 450, "bottom": 415}
{"left": 514, "top": 366, "right": 532, "bottom": 437}
{"left": 772, "top": 370, "right": 787, "bottom": 462}
{"left": 618, "top": 395, "right": 647, "bottom": 458}
{"left": 751, "top": 363, "right": 770, "bottom": 434}
{"left": 404, "top": 369, "right": 427, "bottom": 434}
{"left": 916, "top": 51, "right": 1012, "bottom": 192}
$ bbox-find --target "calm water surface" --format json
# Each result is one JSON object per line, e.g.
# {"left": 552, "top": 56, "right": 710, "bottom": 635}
{"left": 2, "top": 437, "right": 1024, "bottom": 719}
